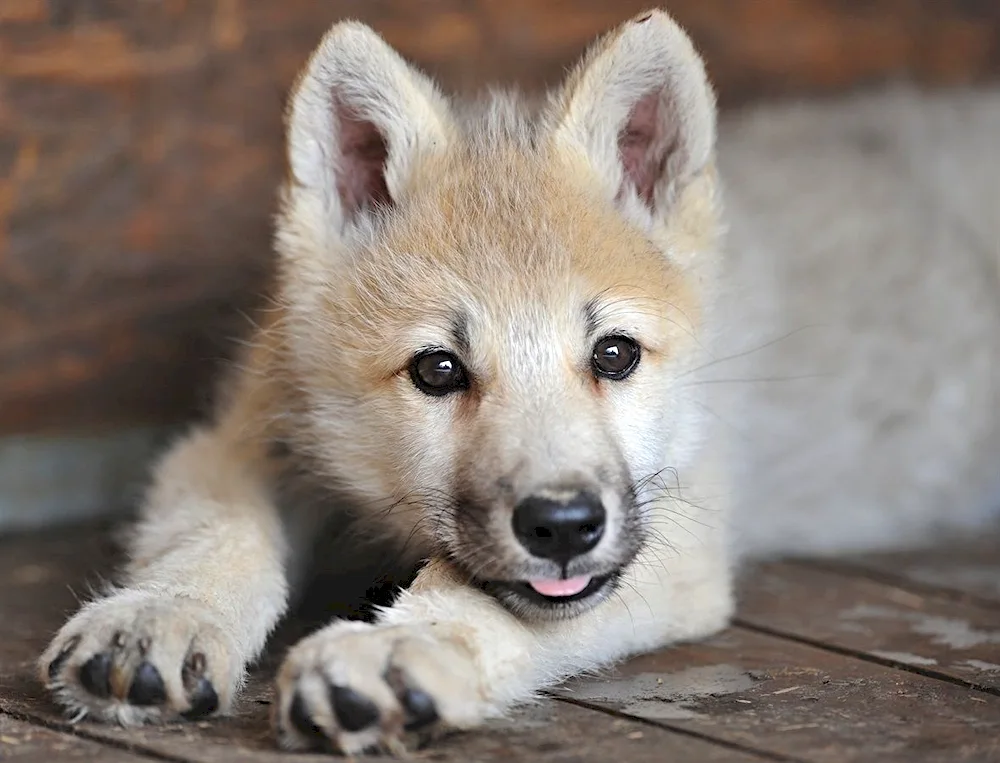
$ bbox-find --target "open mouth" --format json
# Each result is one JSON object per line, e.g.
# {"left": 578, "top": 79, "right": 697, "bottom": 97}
{"left": 484, "top": 573, "right": 616, "bottom": 609}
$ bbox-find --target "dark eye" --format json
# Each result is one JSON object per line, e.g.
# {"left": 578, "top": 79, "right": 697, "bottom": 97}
{"left": 591, "top": 335, "right": 641, "bottom": 380}
{"left": 409, "top": 350, "right": 469, "bottom": 396}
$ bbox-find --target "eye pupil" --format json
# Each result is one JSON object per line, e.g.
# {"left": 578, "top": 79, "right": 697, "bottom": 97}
{"left": 592, "top": 336, "right": 640, "bottom": 380}
{"left": 410, "top": 351, "right": 468, "bottom": 396}
{"left": 426, "top": 357, "right": 452, "bottom": 381}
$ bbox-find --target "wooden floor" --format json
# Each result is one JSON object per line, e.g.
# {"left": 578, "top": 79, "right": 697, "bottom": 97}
{"left": 1, "top": 525, "right": 998, "bottom": 762}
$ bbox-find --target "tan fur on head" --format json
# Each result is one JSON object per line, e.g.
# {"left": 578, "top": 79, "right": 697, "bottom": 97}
{"left": 272, "top": 9, "right": 724, "bottom": 601}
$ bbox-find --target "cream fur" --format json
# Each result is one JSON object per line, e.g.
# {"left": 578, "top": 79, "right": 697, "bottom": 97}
{"left": 39, "top": 7, "right": 998, "bottom": 757}
{"left": 713, "top": 87, "right": 1000, "bottom": 555}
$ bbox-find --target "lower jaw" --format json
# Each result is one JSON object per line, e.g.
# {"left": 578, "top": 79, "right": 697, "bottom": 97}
{"left": 482, "top": 573, "right": 617, "bottom": 613}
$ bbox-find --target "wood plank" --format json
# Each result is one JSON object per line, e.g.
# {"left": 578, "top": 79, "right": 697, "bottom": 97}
{"left": 736, "top": 560, "right": 1000, "bottom": 692}
{"left": 477, "top": 0, "right": 1000, "bottom": 97}
{"left": 6, "top": 524, "right": 1000, "bottom": 762}
{"left": 0, "top": 714, "right": 158, "bottom": 763}
{"left": 0, "top": 0, "right": 482, "bottom": 436}
{"left": 557, "top": 626, "right": 1000, "bottom": 762}
{"left": 839, "top": 540, "right": 1000, "bottom": 607}
{"left": 0, "top": 526, "right": 761, "bottom": 762}
{"left": 3, "top": 1, "right": 999, "bottom": 436}
{"left": 4, "top": 690, "right": 770, "bottom": 763}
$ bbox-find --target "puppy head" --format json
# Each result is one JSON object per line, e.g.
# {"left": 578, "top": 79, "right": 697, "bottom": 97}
{"left": 275, "top": 10, "right": 722, "bottom": 619}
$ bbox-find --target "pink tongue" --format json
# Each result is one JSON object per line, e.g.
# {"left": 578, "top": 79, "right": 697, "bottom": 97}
{"left": 529, "top": 576, "right": 592, "bottom": 598}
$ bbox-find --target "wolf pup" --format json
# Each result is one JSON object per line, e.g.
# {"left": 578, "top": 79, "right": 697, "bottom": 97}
{"left": 39, "top": 7, "right": 999, "bottom": 756}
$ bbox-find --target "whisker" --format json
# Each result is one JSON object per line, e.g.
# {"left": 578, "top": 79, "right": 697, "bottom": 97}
{"left": 677, "top": 324, "right": 824, "bottom": 380}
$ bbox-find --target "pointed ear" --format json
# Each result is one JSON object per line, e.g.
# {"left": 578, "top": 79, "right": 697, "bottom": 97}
{"left": 284, "top": 21, "right": 452, "bottom": 234}
{"left": 548, "top": 10, "right": 716, "bottom": 218}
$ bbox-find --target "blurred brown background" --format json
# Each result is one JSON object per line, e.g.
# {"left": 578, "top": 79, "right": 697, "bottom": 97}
{"left": 2, "top": 0, "right": 1000, "bottom": 436}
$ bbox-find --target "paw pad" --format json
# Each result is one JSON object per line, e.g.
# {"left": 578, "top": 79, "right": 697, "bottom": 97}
{"left": 289, "top": 692, "right": 326, "bottom": 741}
{"left": 41, "top": 595, "right": 237, "bottom": 725}
{"left": 331, "top": 685, "right": 381, "bottom": 731}
{"left": 127, "top": 661, "right": 167, "bottom": 706}
{"left": 78, "top": 653, "right": 113, "bottom": 698}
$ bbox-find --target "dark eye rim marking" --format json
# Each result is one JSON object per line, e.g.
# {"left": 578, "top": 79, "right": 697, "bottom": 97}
{"left": 591, "top": 334, "right": 642, "bottom": 381}
{"left": 409, "top": 348, "right": 470, "bottom": 397}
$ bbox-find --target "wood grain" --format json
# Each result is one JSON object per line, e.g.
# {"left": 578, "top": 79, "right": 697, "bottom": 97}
{"left": 738, "top": 561, "right": 1000, "bottom": 691}
{"left": 558, "top": 627, "right": 1000, "bottom": 762}
{"left": 4, "top": 524, "right": 1000, "bottom": 761}
{"left": 2, "top": 1, "right": 999, "bottom": 434}
{"left": 0, "top": 715, "right": 158, "bottom": 762}
{"left": 842, "top": 541, "right": 1000, "bottom": 606}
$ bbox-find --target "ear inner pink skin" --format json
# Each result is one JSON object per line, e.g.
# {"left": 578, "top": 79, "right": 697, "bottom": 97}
{"left": 528, "top": 576, "right": 592, "bottom": 598}
{"left": 618, "top": 90, "right": 676, "bottom": 206}
{"left": 333, "top": 99, "right": 391, "bottom": 217}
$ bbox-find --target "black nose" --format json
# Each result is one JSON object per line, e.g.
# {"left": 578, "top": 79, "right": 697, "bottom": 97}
{"left": 512, "top": 492, "right": 606, "bottom": 563}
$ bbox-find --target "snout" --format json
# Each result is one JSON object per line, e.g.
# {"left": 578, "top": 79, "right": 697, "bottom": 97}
{"left": 450, "top": 467, "right": 639, "bottom": 619}
{"left": 512, "top": 491, "right": 606, "bottom": 564}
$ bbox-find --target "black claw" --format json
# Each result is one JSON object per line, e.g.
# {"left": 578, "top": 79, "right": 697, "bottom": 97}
{"left": 289, "top": 691, "right": 325, "bottom": 741}
{"left": 181, "top": 677, "right": 219, "bottom": 719}
{"left": 48, "top": 636, "right": 81, "bottom": 680}
{"left": 127, "top": 661, "right": 167, "bottom": 706}
{"left": 401, "top": 687, "right": 438, "bottom": 731}
{"left": 184, "top": 652, "right": 207, "bottom": 678}
{"left": 330, "top": 684, "right": 380, "bottom": 732}
{"left": 78, "top": 652, "right": 112, "bottom": 698}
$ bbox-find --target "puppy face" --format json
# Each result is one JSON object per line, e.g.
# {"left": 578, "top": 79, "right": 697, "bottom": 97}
{"left": 275, "top": 11, "right": 721, "bottom": 619}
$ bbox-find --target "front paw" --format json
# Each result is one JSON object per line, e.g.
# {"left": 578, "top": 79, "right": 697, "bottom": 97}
{"left": 274, "top": 621, "right": 485, "bottom": 755}
{"left": 39, "top": 591, "right": 242, "bottom": 725}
